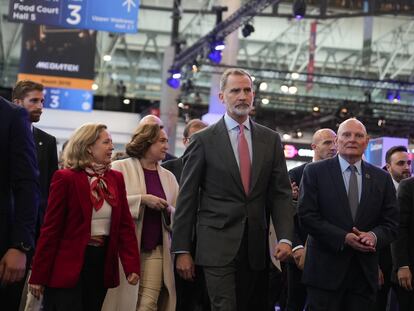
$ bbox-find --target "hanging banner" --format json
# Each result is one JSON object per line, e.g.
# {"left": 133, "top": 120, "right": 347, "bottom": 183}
{"left": 306, "top": 21, "right": 317, "bottom": 92}
{"left": 18, "top": 24, "right": 96, "bottom": 111}
{"left": 9, "top": 0, "right": 139, "bottom": 33}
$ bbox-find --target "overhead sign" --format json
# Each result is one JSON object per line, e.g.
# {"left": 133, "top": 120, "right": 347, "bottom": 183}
{"left": 43, "top": 87, "right": 93, "bottom": 111}
{"left": 19, "top": 24, "right": 96, "bottom": 112}
{"left": 9, "top": 0, "right": 139, "bottom": 33}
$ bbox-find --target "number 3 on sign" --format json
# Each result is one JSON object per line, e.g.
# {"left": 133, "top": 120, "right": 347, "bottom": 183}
{"left": 66, "top": 4, "right": 81, "bottom": 25}
{"left": 50, "top": 95, "right": 60, "bottom": 108}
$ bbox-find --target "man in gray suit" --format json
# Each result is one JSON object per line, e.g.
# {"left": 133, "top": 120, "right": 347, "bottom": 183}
{"left": 171, "top": 68, "right": 294, "bottom": 311}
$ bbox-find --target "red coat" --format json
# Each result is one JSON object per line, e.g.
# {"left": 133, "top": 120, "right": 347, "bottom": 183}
{"left": 30, "top": 169, "right": 140, "bottom": 288}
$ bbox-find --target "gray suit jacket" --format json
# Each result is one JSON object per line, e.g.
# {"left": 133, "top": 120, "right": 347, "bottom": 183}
{"left": 171, "top": 117, "right": 293, "bottom": 270}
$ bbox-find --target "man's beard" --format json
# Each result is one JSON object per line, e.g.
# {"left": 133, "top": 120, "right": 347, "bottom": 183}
{"left": 30, "top": 113, "right": 41, "bottom": 123}
{"left": 230, "top": 104, "right": 251, "bottom": 117}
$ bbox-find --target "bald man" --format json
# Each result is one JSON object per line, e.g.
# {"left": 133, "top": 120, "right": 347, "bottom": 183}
{"left": 298, "top": 118, "right": 399, "bottom": 311}
{"left": 287, "top": 128, "right": 337, "bottom": 311}
{"left": 139, "top": 114, "right": 164, "bottom": 127}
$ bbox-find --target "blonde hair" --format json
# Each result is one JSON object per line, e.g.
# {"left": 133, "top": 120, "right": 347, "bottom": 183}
{"left": 63, "top": 123, "right": 107, "bottom": 170}
{"left": 126, "top": 123, "right": 161, "bottom": 159}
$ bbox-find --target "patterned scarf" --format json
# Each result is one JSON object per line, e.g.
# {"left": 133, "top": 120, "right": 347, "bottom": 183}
{"left": 85, "top": 163, "right": 117, "bottom": 211}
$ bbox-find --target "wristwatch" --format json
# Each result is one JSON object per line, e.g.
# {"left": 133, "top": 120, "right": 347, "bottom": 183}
{"left": 12, "top": 242, "right": 32, "bottom": 254}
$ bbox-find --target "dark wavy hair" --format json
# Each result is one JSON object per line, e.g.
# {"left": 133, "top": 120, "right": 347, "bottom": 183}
{"left": 125, "top": 123, "right": 161, "bottom": 159}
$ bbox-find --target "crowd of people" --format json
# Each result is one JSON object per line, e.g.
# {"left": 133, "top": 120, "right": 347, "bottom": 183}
{"left": 0, "top": 68, "right": 413, "bottom": 311}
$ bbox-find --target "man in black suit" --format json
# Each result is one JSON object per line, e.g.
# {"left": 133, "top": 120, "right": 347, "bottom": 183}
{"left": 172, "top": 68, "right": 294, "bottom": 311}
{"left": 376, "top": 146, "right": 412, "bottom": 311}
{"left": 298, "top": 118, "right": 399, "bottom": 311}
{"left": 287, "top": 128, "right": 337, "bottom": 311}
{"left": 12, "top": 81, "right": 58, "bottom": 310}
{"left": 391, "top": 175, "right": 414, "bottom": 310}
{"left": 12, "top": 80, "right": 58, "bottom": 236}
{"left": 162, "top": 119, "right": 209, "bottom": 311}
{"left": 162, "top": 119, "right": 207, "bottom": 182}
{"left": 0, "top": 97, "right": 39, "bottom": 310}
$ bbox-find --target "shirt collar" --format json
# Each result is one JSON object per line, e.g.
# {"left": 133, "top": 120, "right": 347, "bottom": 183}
{"left": 338, "top": 154, "right": 362, "bottom": 175}
{"left": 392, "top": 178, "right": 399, "bottom": 191}
{"left": 224, "top": 112, "right": 250, "bottom": 131}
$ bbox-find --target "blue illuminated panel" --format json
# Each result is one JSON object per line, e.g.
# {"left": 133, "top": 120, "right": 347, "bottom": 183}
{"left": 43, "top": 87, "right": 93, "bottom": 112}
{"left": 9, "top": 0, "right": 139, "bottom": 33}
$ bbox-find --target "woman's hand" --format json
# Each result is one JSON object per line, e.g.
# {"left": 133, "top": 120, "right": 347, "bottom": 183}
{"left": 142, "top": 194, "right": 168, "bottom": 211}
{"left": 28, "top": 284, "right": 44, "bottom": 299}
{"left": 127, "top": 273, "right": 139, "bottom": 285}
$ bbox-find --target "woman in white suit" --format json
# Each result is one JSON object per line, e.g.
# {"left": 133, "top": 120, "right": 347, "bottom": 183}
{"left": 102, "top": 123, "right": 178, "bottom": 311}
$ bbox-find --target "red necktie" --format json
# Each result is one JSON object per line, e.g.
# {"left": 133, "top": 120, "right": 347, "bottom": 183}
{"left": 238, "top": 124, "right": 251, "bottom": 194}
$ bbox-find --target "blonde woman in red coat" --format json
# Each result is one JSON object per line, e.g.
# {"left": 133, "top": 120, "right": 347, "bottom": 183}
{"left": 28, "top": 123, "right": 140, "bottom": 311}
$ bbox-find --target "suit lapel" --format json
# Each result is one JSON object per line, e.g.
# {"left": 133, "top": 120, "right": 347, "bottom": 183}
{"left": 250, "top": 121, "right": 265, "bottom": 193}
{"left": 215, "top": 118, "right": 245, "bottom": 194}
{"left": 33, "top": 127, "right": 42, "bottom": 161}
{"left": 75, "top": 170, "right": 93, "bottom": 222}
{"left": 355, "top": 161, "right": 372, "bottom": 223}
{"left": 328, "top": 156, "right": 354, "bottom": 221}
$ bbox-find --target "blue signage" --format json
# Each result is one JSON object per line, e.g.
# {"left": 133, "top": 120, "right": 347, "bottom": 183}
{"left": 44, "top": 87, "right": 93, "bottom": 112}
{"left": 9, "top": 0, "right": 139, "bottom": 33}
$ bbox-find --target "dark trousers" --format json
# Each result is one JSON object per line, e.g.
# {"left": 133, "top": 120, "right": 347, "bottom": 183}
{"left": 0, "top": 251, "right": 32, "bottom": 311}
{"left": 0, "top": 277, "right": 27, "bottom": 311}
{"left": 307, "top": 257, "right": 375, "bottom": 311}
{"left": 202, "top": 228, "right": 266, "bottom": 311}
{"left": 374, "top": 247, "right": 393, "bottom": 311}
{"left": 43, "top": 245, "right": 107, "bottom": 311}
{"left": 394, "top": 286, "right": 414, "bottom": 311}
{"left": 175, "top": 264, "right": 210, "bottom": 311}
{"left": 268, "top": 262, "right": 287, "bottom": 311}
{"left": 286, "top": 262, "right": 306, "bottom": 311}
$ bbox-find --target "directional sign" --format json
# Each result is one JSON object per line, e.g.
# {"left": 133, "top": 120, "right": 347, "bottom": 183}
{"left": 9, "top": 0, "right": 140, "bottom": 33}
{"left": 43, "top": 87, "right": 93, "bottom": 112}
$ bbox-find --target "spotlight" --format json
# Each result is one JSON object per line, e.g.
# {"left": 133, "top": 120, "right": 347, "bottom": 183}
{"left": 288, "top": 85, "right": 298, "bottom": 94}
{"left": 212, "top": 40, "right": 225, "bottom": 51}
{"left": 166, "top": 68, "right": 182, "bottom": 89}
{"left": 103, "top": 54, "right": 112, "bottom": 62}
{"left": 91, "top": 83, "right": 99, "bottom": 91}
{"left": 386, "top": 90, "right": 394, "bottom": 101}
{"left": 280, "top": 84, "right": 289, "bottom": 93}
{"left": 191, "top": 60, "right": 200, "bottom": 73}
{"left": 242, "top": 23, "right": 255, "bottom": 38}
{"left": 261, "top": 98, "right": 270, "bottom": 105}
{"left": 208, "top": 50, "right": 222, "bottom": 64}
{"left": 386, "top": 90, "right": 401, "bottom": 103}
{"left": 378, "top": 117, "right": 386, "bottom": 127}
{"left": 123, "top": 98, "right": 130, "bottom": 105}
{"left": 336, "top": 103, "right": 352, "bottom": 119}
{"left": 393, "top": 90, "right": 401, "bottom": 103}
{"left": 296, "top": 130, "right": 303, "bottom": 138}
{"left": 283, "top": 133, "right": 292, "bottom": 140}
{"left": 167, "top": 77, "right": 180, "bottom": 89}
{"left": 172, "top": 72, "right": 181, "bottom": 79}
{"left": 259, "top": 82, "right": 268, "bottom": 91}
{"left": 291, "top": 72, "right": 300, "bottom": 80}
{"left": 293, "top": 0, "right": 306, "bottom": 19}
{"left": 313, "top": 105, "right": 320, "bottom": 112}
